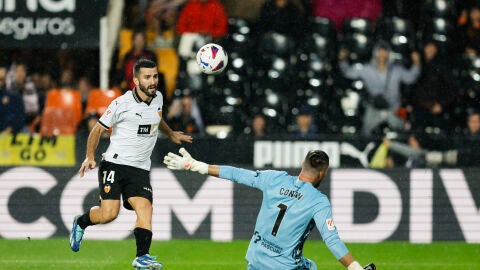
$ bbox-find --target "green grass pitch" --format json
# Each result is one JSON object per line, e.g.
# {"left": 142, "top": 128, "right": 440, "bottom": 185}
{"left": 0, "top": 239, "right": 479, "bottom": 269}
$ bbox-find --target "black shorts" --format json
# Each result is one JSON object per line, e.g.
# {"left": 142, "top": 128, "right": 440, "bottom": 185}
{"left": 98, "top": 160, "right": 153, "bottom": 210}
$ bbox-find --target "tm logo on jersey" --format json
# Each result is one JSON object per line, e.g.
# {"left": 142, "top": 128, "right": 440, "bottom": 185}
{"left": 137, "top": 124, "right": 156, "bottom": 137}
{"left": 138, "top": 125, "right": 151, "bottom": 134}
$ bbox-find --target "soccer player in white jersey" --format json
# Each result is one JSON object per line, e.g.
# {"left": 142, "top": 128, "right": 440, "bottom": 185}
{"left": 164, "top": 148, "right": 375, "bottom": 270}
{"left": 70, "top": 59, "right": 192, "bottom": 269}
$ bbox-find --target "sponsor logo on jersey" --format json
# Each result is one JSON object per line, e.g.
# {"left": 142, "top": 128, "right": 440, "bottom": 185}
{"left": 252, "top": 231, "right": 283, "bottom": 254}
{"left": 326, "top": 218, "right": 335, "bottom": 231}
{"left": 143, "top": 187, "right": 152, "bottom": 193}
{"left": 137, "top": 124, "right": 151, "bottom": 135}
{"left": 137, "top": 124, "right": 158, "bottom": 137}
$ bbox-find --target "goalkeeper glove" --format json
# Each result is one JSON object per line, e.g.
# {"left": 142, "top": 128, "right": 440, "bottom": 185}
{"left": 163, "top": 148, "right": 209, "bottom": 174}
{"left": 348, "top": 261, "right": 376, "bottom": 270}
{"left": 348, "top": 261, "right": 363, "bottom": 270}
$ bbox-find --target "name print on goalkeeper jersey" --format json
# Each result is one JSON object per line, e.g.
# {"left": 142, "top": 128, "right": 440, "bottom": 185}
{"left": 98, "top": 88, "right": 163, "bottom": 171}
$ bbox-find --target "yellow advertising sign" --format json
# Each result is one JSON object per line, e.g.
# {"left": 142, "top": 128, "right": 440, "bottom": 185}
{"left": 0, "top": 133, "right": 75, "bottom": 166}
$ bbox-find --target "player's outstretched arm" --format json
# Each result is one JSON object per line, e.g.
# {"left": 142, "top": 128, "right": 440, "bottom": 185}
{"left": 159, "top": 118, "right": 192, "bottom": 144}
{"left": 164, "top": 148, "right": 268, "bottom": 189}
{"left": 78, "top": 123, "right": 106, "bottom": 177}
{"left": 163, "top": 147, "right": 214, "bottom": 175}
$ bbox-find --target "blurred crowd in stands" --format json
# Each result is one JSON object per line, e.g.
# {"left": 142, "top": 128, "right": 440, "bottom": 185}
{"left": 1, "top": 0, "right": 480, "bottom": 168}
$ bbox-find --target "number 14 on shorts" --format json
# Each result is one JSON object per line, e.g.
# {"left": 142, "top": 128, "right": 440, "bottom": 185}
{"left": 102, "top": 170, "right": 115, "bottom": 184}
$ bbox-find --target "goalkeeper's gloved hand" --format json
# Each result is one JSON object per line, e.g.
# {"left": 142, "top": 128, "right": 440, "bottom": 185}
{"left": 348, "top": 262, "right": 376, "bottom": 270}
{"left": 163, "top": 148, "right": 209, "bottom": 174}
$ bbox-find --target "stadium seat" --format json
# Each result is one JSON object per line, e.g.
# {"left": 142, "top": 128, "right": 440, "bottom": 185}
{"left": 40, "top": 107, "right": 78, "bottom": 136}
{"left": 456, "top": 55, "right": 480, "bottom": 98}
{"left": 341, "top": 33, "right": 374, "bottom": 63}
{"left": 418, "top": 17, "right": 454, "bottom": 55}
{"left": 225, "top": 53, "right": 249, "bottom": 76}
{"left": 224, "top": 72, "right": 250, "bottom": 98}
{"left": 175, "top": 72, "right": 208, "bottom": 94}
{"left": 421, "top": 0, "right": 452, "bottom": 18}
{"left": 341, "top": 18, "right": 375, "bottom": 64}
{"left": 155, "top": 48, "right": 179, "bottom": 99}
{"left": 342, "top": 18, "right": 375, "bottom": 37}
{"left": 201, "top": 86, "right": 250, "bottom": 136}
{"left": 224, "top": 18, "right": 253, "bottom": 55}
{"left": 338, "top": 90, "right": 363, "bottom": 135}
{"left": 299, "top": 53, "right": 331, "bottom": 79}
{"left": 84, "top": 88, "right": 122, "bottom": 117}
{"left": 258, "top": 32, "right": 295, "bottom": 58}
{"left": 376, "top": 17, "right": 416, "bottom": 65}
{"left": 266, "top": 57, "right": 289, "bottom": 79}
{"left": 250, "top": 78, "right": 291, "bottom": 126}
{"left": 309, "top": 17, "right": 336, "bottom": 39}
{"left": 290, "top": 81, "right": 326, "bottom": 115}
{"left": 255, "top": 33, "right": 295, "bottom": 78}
{"left": 376, "top": 17, "right": 415, "bottom": 43}
{"left": 420, "top": 17, "right": 453, "bottom": 39}
{"left": 145, "top": 28, "right": 158, "bottom": 45}
{"left": 221, "top": 29, "right": 253, "bottom": 64}
{"left": 44, "top": 89, "right": 83, "bottom": 126}
{"left": 228, "top": 18, "right": 251, "bottom": 36}
{"left": 301, "top": 33, "right": 336, "bottom": 61}
{"left": 118, "top": 28, "right": 133, "bottom": 65}
{"left": 376, "top": 17, "right": 415, "bottom": 52}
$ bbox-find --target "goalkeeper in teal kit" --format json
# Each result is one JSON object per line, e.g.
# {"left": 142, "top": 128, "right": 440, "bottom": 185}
{"left": 164, "top": 148, "right": 375, "bottom": 270}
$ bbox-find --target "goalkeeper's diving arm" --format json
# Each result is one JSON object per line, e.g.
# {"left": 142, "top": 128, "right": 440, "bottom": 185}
{"left": 163, "top": 147, "right": 218, "bottom": 176}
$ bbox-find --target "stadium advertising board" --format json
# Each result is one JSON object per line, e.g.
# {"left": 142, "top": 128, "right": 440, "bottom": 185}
{"left": 253, "top": 140, "right": 374, "bottom": 168}
{"left": 0, "top": 0, "right": 107, "bottom": 48}
{"left": 0, "top": 134, "right": 75, "bottom": 166}
{"left": 0, "top": 167, "right": 479, "bottom": 243}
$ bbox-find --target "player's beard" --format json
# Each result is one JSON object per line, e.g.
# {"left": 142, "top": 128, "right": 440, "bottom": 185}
{"left": 139, "top": 83, "right": 157, "bottom": 97}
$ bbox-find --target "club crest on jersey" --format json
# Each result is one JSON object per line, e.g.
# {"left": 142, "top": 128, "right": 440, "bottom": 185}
{"left": 326, "top": 218, "right": 335, "bottom": 231}
{"left": 104, "top": 184, "right": 111, "bottom": 193}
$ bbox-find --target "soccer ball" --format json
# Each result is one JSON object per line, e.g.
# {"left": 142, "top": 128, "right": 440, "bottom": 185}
{"left": 196, "top": 43, "right": 228, "bottom": 75}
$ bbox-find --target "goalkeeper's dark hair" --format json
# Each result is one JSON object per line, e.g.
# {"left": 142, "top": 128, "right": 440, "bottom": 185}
{"left": 305, "top": 150, "right": 329, "bottom": 170}
{"left": 133, "top": 58, "right": 157, "bottom": 79}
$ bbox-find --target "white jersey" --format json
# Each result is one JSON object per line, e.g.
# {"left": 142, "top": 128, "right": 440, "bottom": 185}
{"left": 98, "top": 89, "right": 163, "bottom": 171}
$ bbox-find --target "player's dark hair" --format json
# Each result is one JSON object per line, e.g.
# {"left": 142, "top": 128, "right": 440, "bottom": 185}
{"left": 305, "top": 150, "right": 329, "bottom": 170}
{"left": 133, "top": 58, "right": 157, "bottom": 78}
